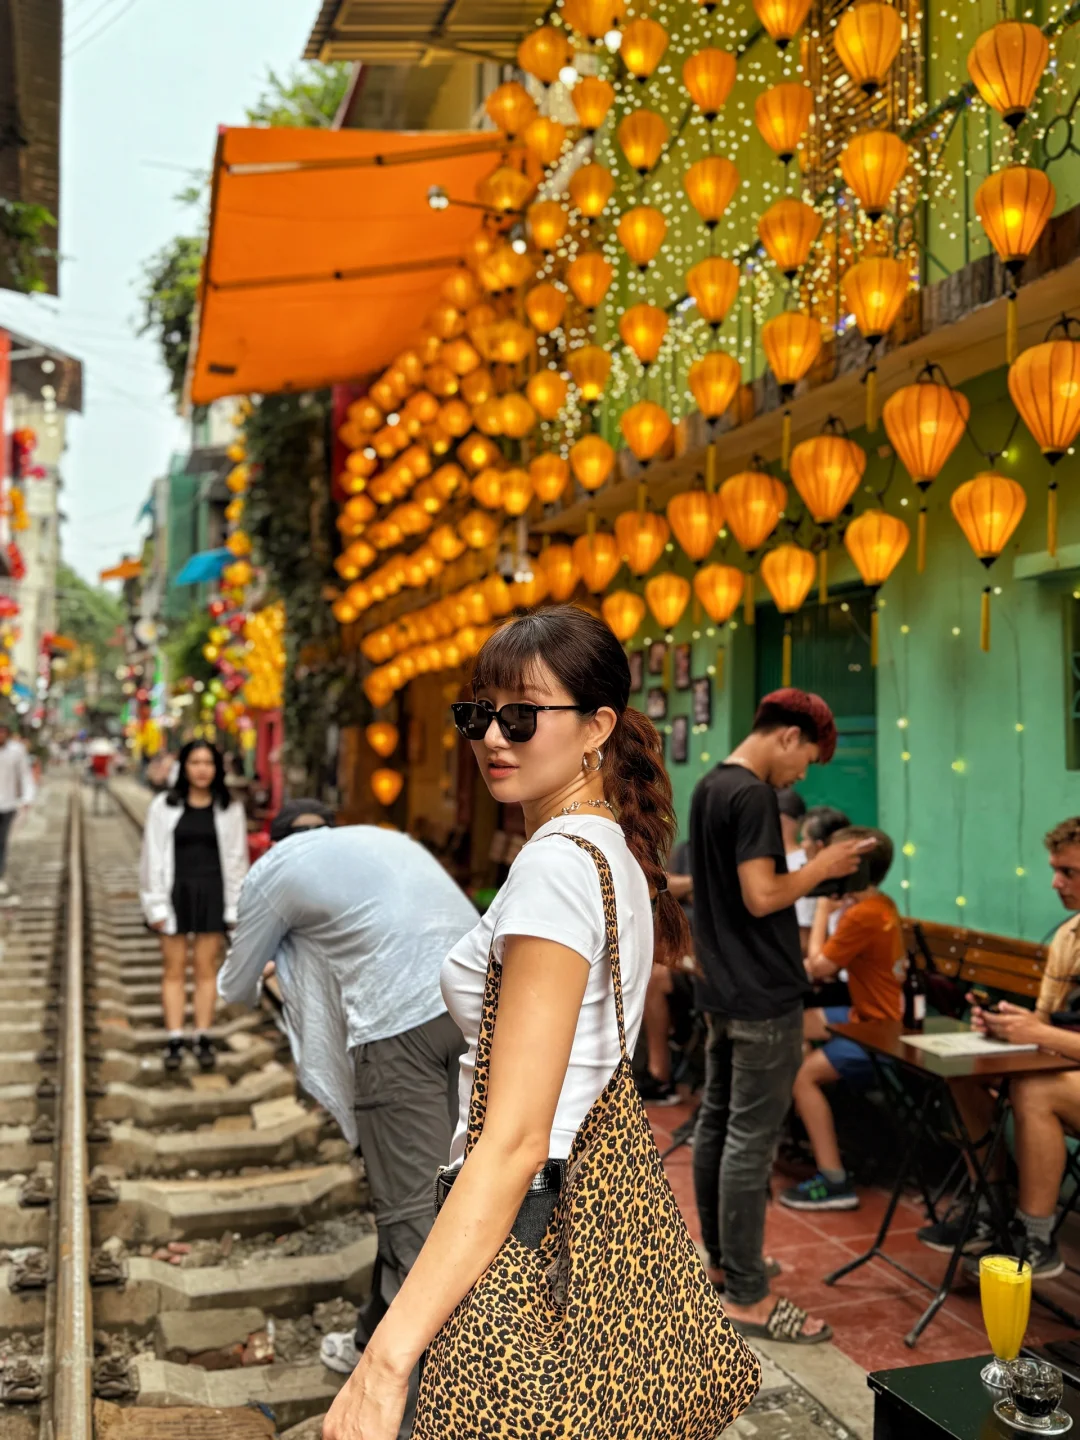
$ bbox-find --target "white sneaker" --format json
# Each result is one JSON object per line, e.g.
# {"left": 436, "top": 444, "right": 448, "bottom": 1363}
{"left": 320, "top": 1331, "right": 360, "bottom": 1374}
{"left": 0, "top": 881, "right": 10, "bottom": 897}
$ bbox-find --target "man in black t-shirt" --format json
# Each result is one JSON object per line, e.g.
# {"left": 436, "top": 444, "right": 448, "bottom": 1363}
{"left": 689, "top": 688, "right": 870, "bottom": 1345}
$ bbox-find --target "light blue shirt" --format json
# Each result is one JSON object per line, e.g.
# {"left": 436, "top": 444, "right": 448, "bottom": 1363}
{"left": 219, "top": 825, "right": 478, "bottom": 1144}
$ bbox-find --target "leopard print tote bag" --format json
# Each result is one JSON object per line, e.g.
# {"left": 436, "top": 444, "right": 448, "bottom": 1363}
{"left": 413, "top": 834, "right": 761, "bottom": 1440}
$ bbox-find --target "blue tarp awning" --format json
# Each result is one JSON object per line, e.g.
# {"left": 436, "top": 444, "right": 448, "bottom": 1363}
{"left": 174, "top": 548, "right": 231, "bottom": 585}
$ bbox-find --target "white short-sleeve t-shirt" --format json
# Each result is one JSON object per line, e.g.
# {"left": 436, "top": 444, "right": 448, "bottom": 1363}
{"left": 441, "top": 813, "right": 654, "bottom": 1165}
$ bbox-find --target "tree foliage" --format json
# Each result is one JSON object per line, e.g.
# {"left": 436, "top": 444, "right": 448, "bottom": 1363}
{"left": 56, "top": 563, "right": 127, "bottom": 717}
{"left": 0, "top": 200, "right": 58, "bottom": 294}
{"left": 245, "top": 64, "right": 351, "bottom": 129}
{"left": 163, "top": 605, "right": 216, "bottom": 689}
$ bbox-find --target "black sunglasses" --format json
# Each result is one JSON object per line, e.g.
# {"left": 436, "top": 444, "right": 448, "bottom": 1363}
{"left": 451, "top": 699, "right": 588, "bottom": 743}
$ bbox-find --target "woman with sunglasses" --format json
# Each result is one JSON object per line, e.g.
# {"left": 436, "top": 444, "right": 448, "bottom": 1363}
{"left": 324, "top": 605, "right": 693, "bottom": 1440}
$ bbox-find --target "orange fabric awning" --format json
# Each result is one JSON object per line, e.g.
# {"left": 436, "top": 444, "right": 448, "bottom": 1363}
{"left": 99, "top": 559, "right": 142, "bottom": 582}
{"left": 188, "top": 126, "right": 504, "bottom": 405}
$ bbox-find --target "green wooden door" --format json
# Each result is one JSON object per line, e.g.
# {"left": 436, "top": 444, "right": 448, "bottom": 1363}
{"left": 755, "top": 589, "right": 878, "bottom": 825}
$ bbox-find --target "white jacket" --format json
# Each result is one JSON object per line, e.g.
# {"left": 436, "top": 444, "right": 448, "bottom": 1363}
{"left": 139, "top": 792, "right": 249, "bottom": 934}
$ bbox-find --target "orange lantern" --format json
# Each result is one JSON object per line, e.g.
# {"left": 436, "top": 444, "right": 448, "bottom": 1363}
{"left": 841, "top": 256, "right": 909, "bottom": 343}
{"left": 565, "top": 0, "right": 623, "bottom": 41}
{"left": 757, "top": 199, "right": 821, "bottom": 278}
{"left": 366, "top": 722, "right": 400, "bottom": 757}
{"left": 687, "top": 257, "right": 740, "bottom": 329}
{"left": 531, "top": 453, "right": 571, "bottom": 504}
{"left": 840, "top": 130, "right": 909, "bottom": 221}
{"left": 835, "top": 3, "right": 903, "bottom": 95}
{"left": 620, "top": 400, "right": 672, "bottom": 464}
{"left": 458, "top": 509, "right": 501, "bottom": 550}
{"left": 668, "top": 490, "right": 725, "bottom": 562}
{"left": 499, "top": 393, "right": 537, "bottom": 439}
{"left": 500, "top": 468, "right": 535, "bottom": 517}
{"left": 882, "top": 372, "right": 970, "bottom": 570}
{"left": 567, "top": 251, "right": 614, "bottom": 310}
{"left": 428, "top": 301, "right": 466, "bottom": 340}
{"left": 371, "top": 769, "right": 405, "bottom": 807}
{"left": 975, "top": 165, "right": 1054, "bottom": 273}
{"left": 720, "top": 470, "right": 786, "bottom": 553}
{"left": 615, "top": 509, "right": 670, "bottom": 575}
{"left": 442, "top": 268, "right": 481, "bottom": 311}
{"left": 430, "top": 524, "right": 466, "bottom": 561}
{"left": 761, "top": 311, "right": 822, "bottom": 395}
{"left": 572, "top": 532, "right": 623, "bottom": 592}
{"left": 761, "top": 544, "right": 816, "bottom": 682}
{"left": 518, "top": 25, "right": 571, "bottom": 85}
{"left": 967, "top": 21, "right": 1049, "bottom": 129}
{"left": 645, "top": 573, "right": 691, "bottom": 630}
{"left": 694, "top": 563, "right": 744, "bottom": 623}
{"left": 461, "top": 368, "right": 493, "bottom": 407}
{"left": 333, "top": 596, "right": 358, "bottom": 625}
{"left": 755, "top": 83, "right": 812, "bottom": 162}
{"left": 526, "top": 283, "right": 567, "bottom": 336}
{"left": 527, "top": 368, "right": 569, "bottom": 419}
{"left": 951, "top": 473, "right": 1027, "bottom": 650}
{"left": 753, "top": 0, "right": 812, "bottom": 48}
{"left": 527, "top": 199, "right": 570, "bottom": 252}
{"left": 790, "top": 432, "right": 866, "bottom": 522}
{"left": 485, "top": 81, "right": 537, "bottom": 138}
{"left": 572, "top": 76, "right": 617, "bottom": 133}
{"left": 844, "top": 509, "right": 910, "bottom": 664}
{"left": 348, "top": 398, "right": 384, "bottom": 432}
{"left": 621, "top": 17, "right": 668, "bottom": 80}
{"left": 683, "top": 48, "right": 737, "bottom": 120}
{"left": 619, "top": 303, "right": 669, "bottom": 367}
{"left": 689, "top": 350, "right": 741, "bottom": 422}
{"left": 471, "top": 467, "right": 504, "bottom": 509}
{"left": 442, "top": 338, "right": 481, "bottom": 376}
{"left": 617, "top": 109, "right": 668, "bottom": 175}
{"left": 1009, "top": 326, "right": 1080, "bottom": 554}
{"left": 684, "top": 156, "right": 739, "bottom": 229}
{"left": 569, "top": 163, "right": 616, "bottom": 218}
{"left": 570, "top": 434, "right": 616, "bottom": 491}
{"left": 431, "top": 462, "right": 466, "bottom": 500}
{"left": 480, "top": 166, "right": 535, "bottom": 214}
{"left": 617, "top": 205, "right": 667, "bottom": 269}
{"left": 602, "top": 590, "right": 647, "bottom": 641}
{"left": 567, "top": 345, "right": 612, "bottom": 401}
{"left": 540, "top": 543, "right": 581, "bottom": 601}
{"left": 438, "top": 399, "right": 473, "bottom": 438}
{"left": 489, "top": 318, "right": 535, "bottom": 364}
{"left": 524, "top": 116, "right": 569, "bottom": 168}
{"left": 510, "top": 568, "right": 550, "bottom": 610}
{"left": 483, "top": 574, "right": 513, "bottom": 617}
{"left": 474, "top": 398, "right": 505, "bottom": 437}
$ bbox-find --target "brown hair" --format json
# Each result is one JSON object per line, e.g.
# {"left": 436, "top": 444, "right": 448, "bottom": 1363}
{"left": 1046, "top": 818, "right": 1080, "bottom": 852}
{"left": 471, "top": 605, "right": 690, "bottom": 967}
{"left": 830, "top": 825, "right": 894, "bottom": 887}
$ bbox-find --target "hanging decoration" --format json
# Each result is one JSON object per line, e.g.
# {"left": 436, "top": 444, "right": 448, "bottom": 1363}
{"left": 950, "top": 473, "right": 1027, "bottom": 652}
{"left": 844, "top": 510, "right": 910, "bottom": 664}
{"left": 967, "top": 20, "right": 1049, "bottom": 130}
{"left": 615, "top": 509, "right": 670, "bottom": 575}
{"left": 761, "top": 311, "right": 823, "bottom": 468}
{"left": 645, "top": 573, "right": 692, "bottom": 630}
{"left": 620, "top": 400, "right": 672, "bottom": 466}
{"left": 602, "top": 590, "right": 647, "bottom": 642}
{"left": 752, "top": 0, "right": 813, "bottom": 50}
{"left": 540, "top": 543, "right": 581, "bottom": 601}
{"left": 683, "top": 49, "right": 737, "bottom": 120}
{"left": 755, "top": 84, "right": 813, "bottom": 164}
{"left": 1008, "top": 318, "right": 1080, "bottom": 556}
{"left": 882, "top": 370, "right": 970, "bottom": 570}
{"left": 719, "top": 469, "right": 787, "bottom": 624}
{"left": 974, "top": 166, "right": 1055, "bottom": 362}
{"left": 834, "top": 2, "right": 903, "bottom": 94}
{"left": 790, "top": 424, "right": 866, "bottom": 600}
{"left": 761, "top": 545, "right": 816, "bottom": 684}
{"left": 572, "top": 531, "right": 623, "bottom": 592}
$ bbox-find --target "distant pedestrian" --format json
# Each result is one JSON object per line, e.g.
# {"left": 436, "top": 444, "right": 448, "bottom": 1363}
{"left": 87, "top": 735, "right": 115, "bottom": 814}
{"left": 0, "top": 721, "right": 34, "bottom": 904}
{"left": 139, "top": 740, "right": 249, "bottom": 1072}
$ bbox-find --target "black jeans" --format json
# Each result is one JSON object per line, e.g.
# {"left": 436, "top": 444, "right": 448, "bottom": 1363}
{"left": 0, "top": 809, "right": 15, "bottom": 879}
{"left": 691, "top": 1007, "right": 803, "bottom": 1307}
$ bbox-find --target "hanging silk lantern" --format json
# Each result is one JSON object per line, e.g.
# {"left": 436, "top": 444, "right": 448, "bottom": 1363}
{"left": 683, "top": 48, "right": 737, "bottom": 120}
{"left": 668, "top": 490, "right": 726, "bottom": 562}
{"left": 753, "top": 0, "right": 812, "bottom": 49}
{"left": 531, "top": 453, "right": 571, "bottom": 504}
{"left": 974, "top": 165, "right": 1055, "bottom": 272}
{"left": 500, "top": 468, "right": 535, "bottom": 518}
{"left": 567, "top": 345, "right": 612, "bottom": 402}
{"left": 540, "top": 542, "right": 580, "bottom": 601}
{"left": 835, "top": 3, "right": 903, "bottom": 95}
{"left": 757, "top": 199, "right": 821, "bottom": 278}
{"left": 482, "top": 574, "right": 513, "bottom": 617}
{"left": 617, "top": 109, "right": 668, "bottom": 175}
{"left": 572, "top": 532, "right": 623, "bottom": 592}
{"left": 645, "top": 573, "right": 691, "bottom": 630}
{"left": 761, "top": 311, "right": 822, "bottom": 395}
{"left": 518, "top": 25, "right": 571, "bottom": 85}
{"left": 474, "top": 398, "right": 505, "bottom": 437}
{"left": 481, "top": 166, "right": 535, "bottom": 214}
{"left": 684, "top": 156, "right": 739, "bottom": 228}
{"left": 720, "top": 470, "right": 786, "bottom": 553}
{"left": 485, "top": 81, "right": 537, "bottom": 138}
{"left": 620, "top": 400, "right": 672, "bottom": 465}
{"left": 458, "top": 509, "right": 500, "bottom": 550}
{"left": 619, "top": 304, "right": 668, "bottom": 367}
{"left": 621, "top": 17, "right": 668, "bottom": 80}
{"left": 762, "top": 545, "right": 816, "bottom": 612}
{"left": 572, "top": 76, "right": 617, "bottom": 133}
{"left": 617, "top": 206, "right": 667, "bottom": 269}
{"left": 438, "top": 401, "right": 473, "bottom": 443}
{"left": 565, "top": 0, "right": 623, "bottom": 41}
{"left": 844, "top": 510, "right": 910, "bottom": 664}
{"left": 348, "top": 397, "right": 383, "bottom": 432}
{"left": 567, "top": 251, "right": 614, "bottom": 310}
{"left": 840, "top": 131, "right": 910, "bottom": 221}
{"left": 524, "top": 116, "right": 569, "bottom": 168}
{"left": 490, "top": 318, "right": 535, "bottom": 365}
{"left": 332, "top": 597, "right": 358, "bottom": 626}
{"left": 461, "top": 369, "right": 493, "bottom": 408}
{"left": 471, "top": 467, "right": 504, "bottom": 509}
{"left": 442, "top": 338, "right": 481, "bottom": 377}
{"left": 527, "top": 199, "right": 570, "bottom": 253}
{"left": 603, "top": 591, "right": 646, "bottom": 643}
{"left": 694, "top": 564, "right": 745, "bottom": 623}
{"left": 882, "top": 373, "right": 969, "bottom": 570}
{"left": 687, "top": 257, "right": 740, "bottom": 329}
{"left": 951, "top": 473, "right": 1027, "bottom": 650}
{"left": 1009, "top": 327, "right": 1080, "bottom": 555}
{"left": 570, "top": 434, "right": 616, "bottom": 491}
{"left": 569, "top": 163, "right": 615, "bottom": 218}
{"left": 371, "top": 769, "right": 405, "bottom": 807}
{"left": 527, "top": 368, "right": 569, "bottom": 419}
{"left": 510, "top": 569, "right": 550, "bottom": 610}
{"left": 967, "top": 21, "right": 1049, "bottom": 130}
{"left": 499, "top": 393, "right": 537, "bottom": 439}
{"left": 441, "top": 270, "right": 481, "bottom": 311}
{"left": 841, "top": 256, "right": 909, "bottom": 343}
{"left": 755, "top": 83, "right": 812, "bottom": 163}
{"left": 689, "top": 350, "right": 741, "bottom": 422}
{"left": 366, "top": 721, "right": 400, "bottom": 759}
{"left": 525, "top": 283, "right": 567, "bottom": 336}
{"left": 615, "top": 510, "right": 670, "bottom": 575}
{"left": 790, "top": 432, "right": 866, "bottom": 522}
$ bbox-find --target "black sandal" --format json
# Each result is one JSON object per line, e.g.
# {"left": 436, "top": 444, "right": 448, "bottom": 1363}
{"left": 728, "top": 1296, "right": 832, "bottom": 1346}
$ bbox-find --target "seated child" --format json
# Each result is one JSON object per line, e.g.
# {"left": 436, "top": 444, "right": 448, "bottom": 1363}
{"left": 779, "top": 826, "right": 904, "bottom": 1213}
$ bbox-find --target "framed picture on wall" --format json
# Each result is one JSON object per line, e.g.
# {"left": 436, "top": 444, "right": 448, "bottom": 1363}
{"left": 628, "top": 650, "right": 644, "bottom": 693}
{"left": 673, "top": 643, "right": 692, "bottom": 691}
{"left": 646, "top": 687, "right": 667, "bottom": 722}
{"left": 691, "top": 676, "right": 712, "bottom": 729}
{"left": 671, "top": 714, "right": 689, "bottom": 763}
{"left": 648, "top": 639, "right": 667, "bottom": 676}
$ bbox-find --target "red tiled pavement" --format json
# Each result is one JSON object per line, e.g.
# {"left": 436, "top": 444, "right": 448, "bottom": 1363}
{"left": 649, "top": 1099, "right": 1079, "bottom": 1374}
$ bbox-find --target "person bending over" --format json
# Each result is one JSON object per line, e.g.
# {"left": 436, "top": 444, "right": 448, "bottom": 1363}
{"left": 779, "top": 827, "right": 904, "bottom": 1212}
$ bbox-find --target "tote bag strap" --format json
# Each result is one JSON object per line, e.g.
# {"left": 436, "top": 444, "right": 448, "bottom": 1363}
{"left": 463, "top": 833, "right": 629, "bottom": 1158}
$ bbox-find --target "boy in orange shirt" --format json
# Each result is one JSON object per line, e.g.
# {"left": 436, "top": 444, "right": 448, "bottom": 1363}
{"left": 779, "top": 826, "right": 904, "bottom": 1212}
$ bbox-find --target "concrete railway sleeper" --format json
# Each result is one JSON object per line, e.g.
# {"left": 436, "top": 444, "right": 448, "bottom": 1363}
{"left": 0, "top": 778, "right": 374, "bottom": 1440}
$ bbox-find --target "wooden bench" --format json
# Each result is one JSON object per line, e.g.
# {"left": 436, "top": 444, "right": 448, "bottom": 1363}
{"left": 902, "top": 917, "right": 1048, "bottom": 1003}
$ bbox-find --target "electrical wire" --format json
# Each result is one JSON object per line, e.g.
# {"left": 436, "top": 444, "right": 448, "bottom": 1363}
{"left": 65, "top": 0, "right": 143, "bottom": 59}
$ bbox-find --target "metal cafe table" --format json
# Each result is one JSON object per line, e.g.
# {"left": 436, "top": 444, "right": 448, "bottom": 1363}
{"left": 822, "top": 1016, "right": 1079, "bottom": 1347}
{"left": 870, "top": 1355, "right": 1080, "bottom": 1440}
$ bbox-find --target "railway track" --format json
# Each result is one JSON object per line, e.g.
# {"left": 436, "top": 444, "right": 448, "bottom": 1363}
{"left": 0, "top": 777, "right": 373, "bottom": 1440}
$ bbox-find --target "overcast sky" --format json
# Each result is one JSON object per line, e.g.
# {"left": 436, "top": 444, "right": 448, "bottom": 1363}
{"left": 0, "top": 0, "right": 317, "bottom": 583}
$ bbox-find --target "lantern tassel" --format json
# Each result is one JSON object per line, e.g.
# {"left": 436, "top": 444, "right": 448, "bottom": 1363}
{"left": 781, "top": 623, "right": 792, "bottom": 687}
{"left": 980, "top": 586, "right": 991, "bottom": 653}
{"left": 917, "top": 506, "right": 927, "bottom": 574}
{"left": 1049, "top": 481, "right": 1058, "bottom": 559}
{"left": 586, "top": 506, "right": 597, "bottom": 538}
{"left": 781, "top": 410, "right": 792, "bottom": 471}
{"left": 1006, "top": 293, "right": 1019, "bottom": 365}
{"left": 744, "top": 571, "right": 755, "bottom": 626}
{"left": 818, "top": 549, "right": 828, "bottom": 605}
{"left": 866, "top": 366, "right": 879, "bottom": 433}
{"left": 705, "top": 440, "right": 718, "bottom": 494}
{"left": 870, "top": 605, "right": 879, "bottom": 667}
{"left": 715, "top": 643, "right": 725, "bottom": 691}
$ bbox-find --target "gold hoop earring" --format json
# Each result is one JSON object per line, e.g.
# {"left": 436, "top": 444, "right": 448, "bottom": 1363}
{"left": 582, "top": 748, "right": 604, "bottom": 772}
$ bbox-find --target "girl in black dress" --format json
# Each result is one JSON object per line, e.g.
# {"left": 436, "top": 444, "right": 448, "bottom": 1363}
{"left": 139, "top": 741, "right": 250, "bottom": 1071}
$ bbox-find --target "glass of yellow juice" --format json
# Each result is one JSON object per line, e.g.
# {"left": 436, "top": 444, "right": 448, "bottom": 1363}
{"left": 979, "top": 1254, "right": 1032, "bottom": 1389}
